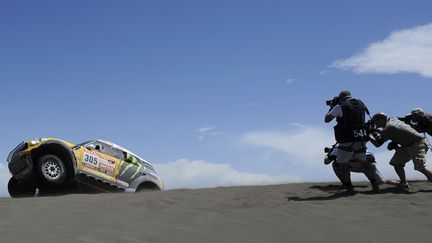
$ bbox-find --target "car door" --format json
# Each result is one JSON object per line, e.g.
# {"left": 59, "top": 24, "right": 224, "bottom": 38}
{"left": 80, "top": 141, "right": 119, "bottom": 183}
{"left": 115, "top": 152, "right": 142, "bottom": 187}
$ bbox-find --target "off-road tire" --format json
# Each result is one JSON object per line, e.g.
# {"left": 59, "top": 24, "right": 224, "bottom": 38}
{"left": 8, "top": 177, "right": 36, "bottom": 198}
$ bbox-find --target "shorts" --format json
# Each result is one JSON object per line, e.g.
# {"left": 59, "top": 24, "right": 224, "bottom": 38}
{"left": 389, "top": 140, "right": 429, "bottom": 170}
{"left": 330, "top": 142, "right": 367, "bottom": 163}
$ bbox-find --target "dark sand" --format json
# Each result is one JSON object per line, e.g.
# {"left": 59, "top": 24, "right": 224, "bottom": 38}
{"left": 1, "top": 181, "right": 432, "bottom": 242}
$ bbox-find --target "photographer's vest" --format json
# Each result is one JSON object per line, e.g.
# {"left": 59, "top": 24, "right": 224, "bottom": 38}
{"left": 334, "top": 98, "right": 368, "bottom": 143}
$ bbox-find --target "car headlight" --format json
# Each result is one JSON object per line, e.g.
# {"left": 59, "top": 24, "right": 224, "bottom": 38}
{"left": 30, "top": 139, "right": 40, "bottom": 145}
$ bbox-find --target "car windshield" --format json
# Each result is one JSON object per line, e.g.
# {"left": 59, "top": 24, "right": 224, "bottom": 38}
{"left": 77, "top": 141, "right": 94, "bottom": 146}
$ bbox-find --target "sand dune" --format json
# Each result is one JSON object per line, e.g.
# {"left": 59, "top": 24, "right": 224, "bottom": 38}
{"left": 1, "top": 181, "right": 431, "bottom": 242}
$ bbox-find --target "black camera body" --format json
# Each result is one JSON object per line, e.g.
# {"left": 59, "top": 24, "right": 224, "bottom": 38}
{"left": 365, "top": 120, "right": 375, "bottom": 133}
{"left": 398, "top": 115, "right": 426, "bottom": 134}
{"left": 364, "top": 119, "right": 380, "bottom": 141}
{"left": 387, "top": 141, "right": 401, "bottom": 151}
{"left": 398, "top": 115, "right": 413, "bottom": 125}
{"left": 323, "top": 146, "right": 336, "bottom": 165}
{"left": 325, "top": 96, "right": 339, "bottom": 107}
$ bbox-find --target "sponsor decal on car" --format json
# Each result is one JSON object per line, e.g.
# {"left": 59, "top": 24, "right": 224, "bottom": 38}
{"left": 83, "top": 150, "right": 116, "bottom": 177}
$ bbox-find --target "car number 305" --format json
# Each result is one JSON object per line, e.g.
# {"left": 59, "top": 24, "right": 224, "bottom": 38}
{"left": 84, "top": 154, "right": 99, "bottom": 166}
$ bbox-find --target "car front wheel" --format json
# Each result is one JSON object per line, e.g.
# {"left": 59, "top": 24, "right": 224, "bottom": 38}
{"left": 37, "top": 154, "right": 67, "bottom": 185}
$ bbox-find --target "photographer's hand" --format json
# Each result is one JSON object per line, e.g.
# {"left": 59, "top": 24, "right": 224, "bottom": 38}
{"left": 368, "top": 133, "right": 385, "bottom": 148}
{"left": 325, "top": 113, "right": 335, "bottom": 123}
{"left": 387, "top": 141, "right": 400, "bottom": 151}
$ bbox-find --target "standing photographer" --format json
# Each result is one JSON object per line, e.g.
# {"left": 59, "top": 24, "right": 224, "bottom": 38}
{"left": 324, "top": 90, "right": 383, "bottom": 193}
{"left": 369, "top": 112, "right": 432, "bottom": 191}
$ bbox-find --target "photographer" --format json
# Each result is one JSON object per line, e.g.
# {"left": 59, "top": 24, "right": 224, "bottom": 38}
{"left": 369, "top": 112, "right": 432, "bottom": 191}
{"left": 324, "top": 90, "right": 383, "bottom": 193}
{"left": 400, "top": 108, "right": 432, "bottom": 136}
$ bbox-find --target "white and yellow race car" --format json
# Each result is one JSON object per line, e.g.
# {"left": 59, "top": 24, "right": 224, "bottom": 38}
{"left": 7, "top": 138, "right": 164, "bottom": 197}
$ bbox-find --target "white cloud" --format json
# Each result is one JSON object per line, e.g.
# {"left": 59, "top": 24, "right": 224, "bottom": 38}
{"left": 0, "top": 163, "right": 11, "bottom": 198}
{"left": 241, "top": 126, "right": 333, "bottom": 168}
{"left": 287, "top": 122, "right": 306, "bottom": 127}
{"left": 195, "top": 127, "right": 215, "bottom": 133}
{"left": 195, "top": 126, "right": 225, "bottom": 141}
{"left": 285, "top": 78, "right": 296, "bottom": 84}
{"left": 319, "top": 70, "right": 330, "bottom": 75}
{"left": 154, "top": 159, "right": 299, "bottom": 189}
{"left": 332, "top": 22, "right": 432, "bottom": 78}
{"left": 196, "top": 127, "right": 215, "bottom": 141}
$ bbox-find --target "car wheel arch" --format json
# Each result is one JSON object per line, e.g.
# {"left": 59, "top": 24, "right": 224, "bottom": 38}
{"left": 136, "top": 181, "right": 161, "bottom": 192}
{"left": 31, "top": 141, "right": 77, "bottom": 182}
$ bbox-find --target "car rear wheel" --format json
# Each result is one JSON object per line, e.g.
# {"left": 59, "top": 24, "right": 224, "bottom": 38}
{"left": 8, "top": 177, "right": 36, "bottom": 198}
{"left": 37, "top": 154, "right": 67, "bottom": 185}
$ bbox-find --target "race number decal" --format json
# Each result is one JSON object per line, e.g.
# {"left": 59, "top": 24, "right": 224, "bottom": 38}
{"left": 83, "top": 152, "right": 99, "bottom": 168}
{"left": 83, "top": 151, "right": 116, "bottom": 177}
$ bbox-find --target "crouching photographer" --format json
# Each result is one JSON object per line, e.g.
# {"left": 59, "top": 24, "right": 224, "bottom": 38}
{"left": 324, "top": 90, "right": 384, "bottom": 193}
{"left": 368, "top": 112, "right": 432, "bottom": 191}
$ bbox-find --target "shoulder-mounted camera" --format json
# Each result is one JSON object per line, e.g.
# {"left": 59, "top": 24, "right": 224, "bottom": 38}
{"left": 325, "top": 96, "right": 339, "bottom": 107}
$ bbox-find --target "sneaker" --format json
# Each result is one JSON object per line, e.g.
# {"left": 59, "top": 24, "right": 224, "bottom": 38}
{"left": 396, "top": 182, "right": 410, "bottom": 192}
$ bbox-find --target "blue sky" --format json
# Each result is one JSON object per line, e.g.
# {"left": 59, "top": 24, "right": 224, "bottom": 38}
{"left": 1, "top": 1, "right": 432, "bottom": 195}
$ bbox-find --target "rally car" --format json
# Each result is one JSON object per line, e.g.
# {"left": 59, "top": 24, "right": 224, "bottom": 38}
{"left": 7, "top": 138, "right": 164, "bottom": 197}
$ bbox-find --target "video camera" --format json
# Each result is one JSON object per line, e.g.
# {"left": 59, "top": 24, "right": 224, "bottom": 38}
{"left": 387, "top": 141, "right": 401, "bottom": 151}
{"left": 398, "top": 115, "right": 413, "bottom": 124}
{"left": 364, "top": 119, "right": 380, "bottom": 141}
{"left": 365, "top": 120, "right": 376, "bottom": 133}
{"left": 398, "top": 115, "right": 423, "bottom": 132}
{"left": 323, "top": 146, "right": 336, "bottom": 165}
{"left": 325, "top": 96, "right": 339, "bottom": 107}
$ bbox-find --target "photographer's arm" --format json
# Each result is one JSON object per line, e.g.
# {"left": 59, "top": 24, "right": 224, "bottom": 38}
{"left": 325, "top": 113, "right": 335, "bottom": 123}
{"left": 325, "top": 105, "right": 341, "bottom": 123}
